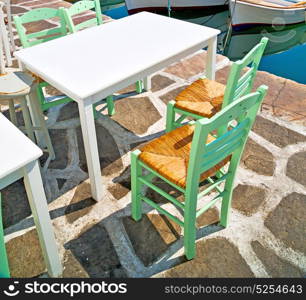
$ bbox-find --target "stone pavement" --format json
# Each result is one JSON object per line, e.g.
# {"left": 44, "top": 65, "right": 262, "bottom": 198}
{"left": 1, "top": 0, "right": 306, "bottom": 278}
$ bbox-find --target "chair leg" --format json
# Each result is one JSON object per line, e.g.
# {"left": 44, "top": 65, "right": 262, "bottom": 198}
{"left": 131, "top": 150, "right": 142, "bottom": 222}
{"left": 135, "top": 80, "right": 143, "bottom": 94}
{"left": 106, "top": 95, "right": 115, "bottom": 116}
{"left": 37, "top": 83, "right": 47, "bottom": 111}
{"left": 19, "top": 96, "right": 36, "bottom": 143}
{"left": 166, "top": 100, "right": 176, "bottom": 132}
{"left": 183, "top": 186, "right": 198, "bottom": 260}
{"left": 8, "top": 100, "right": 18, "bottom": 126}
{"left": 220, "top": 173, "right": 236, "bottom": 228}
{"left": 0, "top": 194, "right": 10, "bottom": 278}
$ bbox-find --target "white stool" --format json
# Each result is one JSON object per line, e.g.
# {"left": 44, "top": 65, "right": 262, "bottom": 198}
{"left": 0, "top": 113, "right": 62, "bottom": 277}
{"left": 0, "top": 71, "right": 55, "bottom": 160}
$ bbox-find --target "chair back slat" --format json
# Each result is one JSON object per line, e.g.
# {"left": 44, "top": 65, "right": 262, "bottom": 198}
{"left": 200, "top": 119, "right": 249, "bottom": 173}
{"left": 185, "top": 85, "right": 268, "bottom": 191}
{"left": 61, "top": 0, "right": 103, "bottom": 33}
{"left": 14, "top": 8, "right": 67, "bottom": 48}
{"left": 222, "top": 37, "right": 268, "bottom": 108}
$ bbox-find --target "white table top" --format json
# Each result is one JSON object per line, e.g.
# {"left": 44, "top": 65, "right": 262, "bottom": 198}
{"left": 0, "top": 113, "right": 42, "bottom": 179}
{"left": 15, "top": 12, "right": 220, "bottom": 103}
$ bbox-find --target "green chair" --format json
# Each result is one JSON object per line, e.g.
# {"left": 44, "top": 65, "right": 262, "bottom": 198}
{"left": 131, "top": 85, "right": 268, "bottom": 259}
{"left": 60, "top": 0, "right": 143, "bottom": 116}
{"left": 14, "top": 8, "right": 72, "bottom": 111}
{"left": 0, "top": 194, "right": 10, "bottom": 278}
{"left": 166, "top": 37, "right": 268, "bottom": 132}
{"left": 61, "top": 0, "right": 103, "bottom": 33}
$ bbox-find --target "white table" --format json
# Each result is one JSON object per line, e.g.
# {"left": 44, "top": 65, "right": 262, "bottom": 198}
{"left": 0, "top": 113, "right": 62, "bottom": 277}
{"left": 15, "top": 12, "right": 220, "bottom": 201}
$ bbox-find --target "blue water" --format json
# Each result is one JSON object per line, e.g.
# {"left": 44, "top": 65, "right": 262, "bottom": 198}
{"left": 103, "top": 5, "right": 306, "bottom": 84}
{"left": 259, "top": 43, "right": 306, "bottom": 84}
{"left": 103, "top": 5, "right": 128, "bottom": 19}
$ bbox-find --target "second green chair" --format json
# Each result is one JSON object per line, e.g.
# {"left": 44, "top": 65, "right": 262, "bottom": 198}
{"left": 166, "top": 37, "right": 268, "bottom": 132}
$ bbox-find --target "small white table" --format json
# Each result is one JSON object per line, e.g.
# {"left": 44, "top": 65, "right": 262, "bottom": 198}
{"left": 0, "top": 113, "right": 62, "bottom": 277}
{"left": 15, "top": 12, "right": 220, "bottom": 201}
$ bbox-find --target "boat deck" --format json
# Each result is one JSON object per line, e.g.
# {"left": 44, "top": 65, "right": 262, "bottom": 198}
{"left": 238, "top": 0, "right": 306, "bottom": 9}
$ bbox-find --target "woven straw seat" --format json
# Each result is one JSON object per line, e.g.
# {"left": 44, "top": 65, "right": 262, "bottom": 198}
{"left": 175, "top": 78, "right": 226, "bottom": 118}
{"left": 139, "top": 124, "right": 230, "bottom": 188}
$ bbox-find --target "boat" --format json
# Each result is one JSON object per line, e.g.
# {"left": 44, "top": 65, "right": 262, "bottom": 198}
{"left": 125, "top": 0, "right": 228, "bottom": 16}
{"left": 229, "top": 0, "right": 306, "bottom": 31}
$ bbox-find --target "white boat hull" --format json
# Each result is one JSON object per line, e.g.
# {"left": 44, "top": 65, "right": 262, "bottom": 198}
{"left": 229, "top": 0, "right": 306, "bottom": 30}
{"left": 125, "top": 0, "right": 227, "bottom": 14}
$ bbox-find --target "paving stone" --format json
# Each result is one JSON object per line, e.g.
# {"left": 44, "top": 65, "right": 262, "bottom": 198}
{"left": 251, "top": 241, "right": 303, "bottom": 278}
{"left": 265, "top": 193, "right": 306, "bottom": 254}
{"left": 45, "top": 85, "right": 65, "bottom": 97}
{"left": 164, "top": 52, "right": 226, "bottom": 80}
{"left": 145, "top": 177, "right": 184, "bottom": 204}
{"left": 232, "top": 184, "right": 266, "bottom": 216}
{"left": 111, "top": 97, "right": 161, "bottom": 135}
{"left": 196, "top": 207, "right": 219, "bottom": 228}
{"left": 49, "top": 129, "right": 69, "bottom": 170}
{"left": 57, "top": 101, "right": 79, "bottom": 121}
{"left": 9, "top": 5, "right": 28, "bottom": 14}
{"left": 151, "top": 74, "right": 175, "bottom": 92}
{"left": 241, "top": 138, "right": 275, "bottom": 176}
{"left": 159, "top": 85, "right": 188, "bottom": 104}
{"left": 123, "top": 214, "right": 182, "bottom": 266}
{"left": 108, "top": 166, "right": 131, "bottom": 200}
{"left": 64, "top": 182, "right": 96, "bottom": 224}
{"left": 64, "top": 222, "right": 126, "bottom": 278}
{"left": 273, "top": 107, "right": 306, "bottom": 127}
{"left": 1, "top": 179, "right": 31, "bottom": 229}
{"left": 63, "top": 250, "right": 89, "bottom": 278}
{"left": 116, "top": 73, "right": 174, "bottom": 95}
{"left": 77, "top": 124, "right": 123, "bottom": 176}
{"left": 286, "top": 152, "right": 306, "bottom": 187}
{"left": 160, "top": 238, "right": 254, "bottom": 277}
{"left": 277, "top": 79, "right": 306, "bottom": 117}
{"left": 253, "top": 70, "right": 286, "bottom": 107}
{"left": 23, "top": 20, "right": 57, "bottom": 34}
{"left": 252, "top": 116, "right": 306, "bottom": 148}
{"left": 7, "top": 229, "right": 45, "bottom": 278}
{"left": 56, "top": 178, "right": 67, "bottom": 190}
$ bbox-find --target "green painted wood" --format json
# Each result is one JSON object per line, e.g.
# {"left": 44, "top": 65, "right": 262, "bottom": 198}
{"left": 60, "top": 0, "right": 103, "bottom": 34}
{"left": 141, "top": 196, "right": 184, "bottom": 227}
{"left": 138, "top": 177, "right": 185, "bottom": 210}
{"left": 0, "top": 194, "right": 10, "bottom": 278}
{"left": 131, "top": 85, "right": 268, "bottom": 259}
{"left": 14, "top": 8, "right": 67, "bottom": 49}
{"left": 166, "top": 37, "right": 268, "bottom": 131}
{"left": 14, "top": 8, "right": 72, "bottom": 112}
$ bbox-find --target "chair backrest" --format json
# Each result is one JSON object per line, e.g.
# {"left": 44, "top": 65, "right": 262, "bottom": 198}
{"left": 186, "top": 85, "right": 268, "bottom": 191}
{"left": 0, "top": 194, "right": 10, "bottom": 278}
{"left": 222, "top": 37, "right": 268, "bottom": 108}
{"left": 0, "top": 2, "right": 12, "bottom": 70}
{"left": 14, "top": 8, "right": 67, "bottom": 48}
{"left": 60, "top": 0, "right": 103, "bottom": 34}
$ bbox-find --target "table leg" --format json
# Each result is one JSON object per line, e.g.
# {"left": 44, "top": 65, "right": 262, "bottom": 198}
{"left": 205, "top": 36, "right": 217, "bottom": 80}
{"left": 78, "top": 101, "right": 104, "bottom": 201}
{"left": 23, "top": 160, "right": 62, "bottom": 278}
{"left": 143, "top": 76, "right": 151, "bottom": 92}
